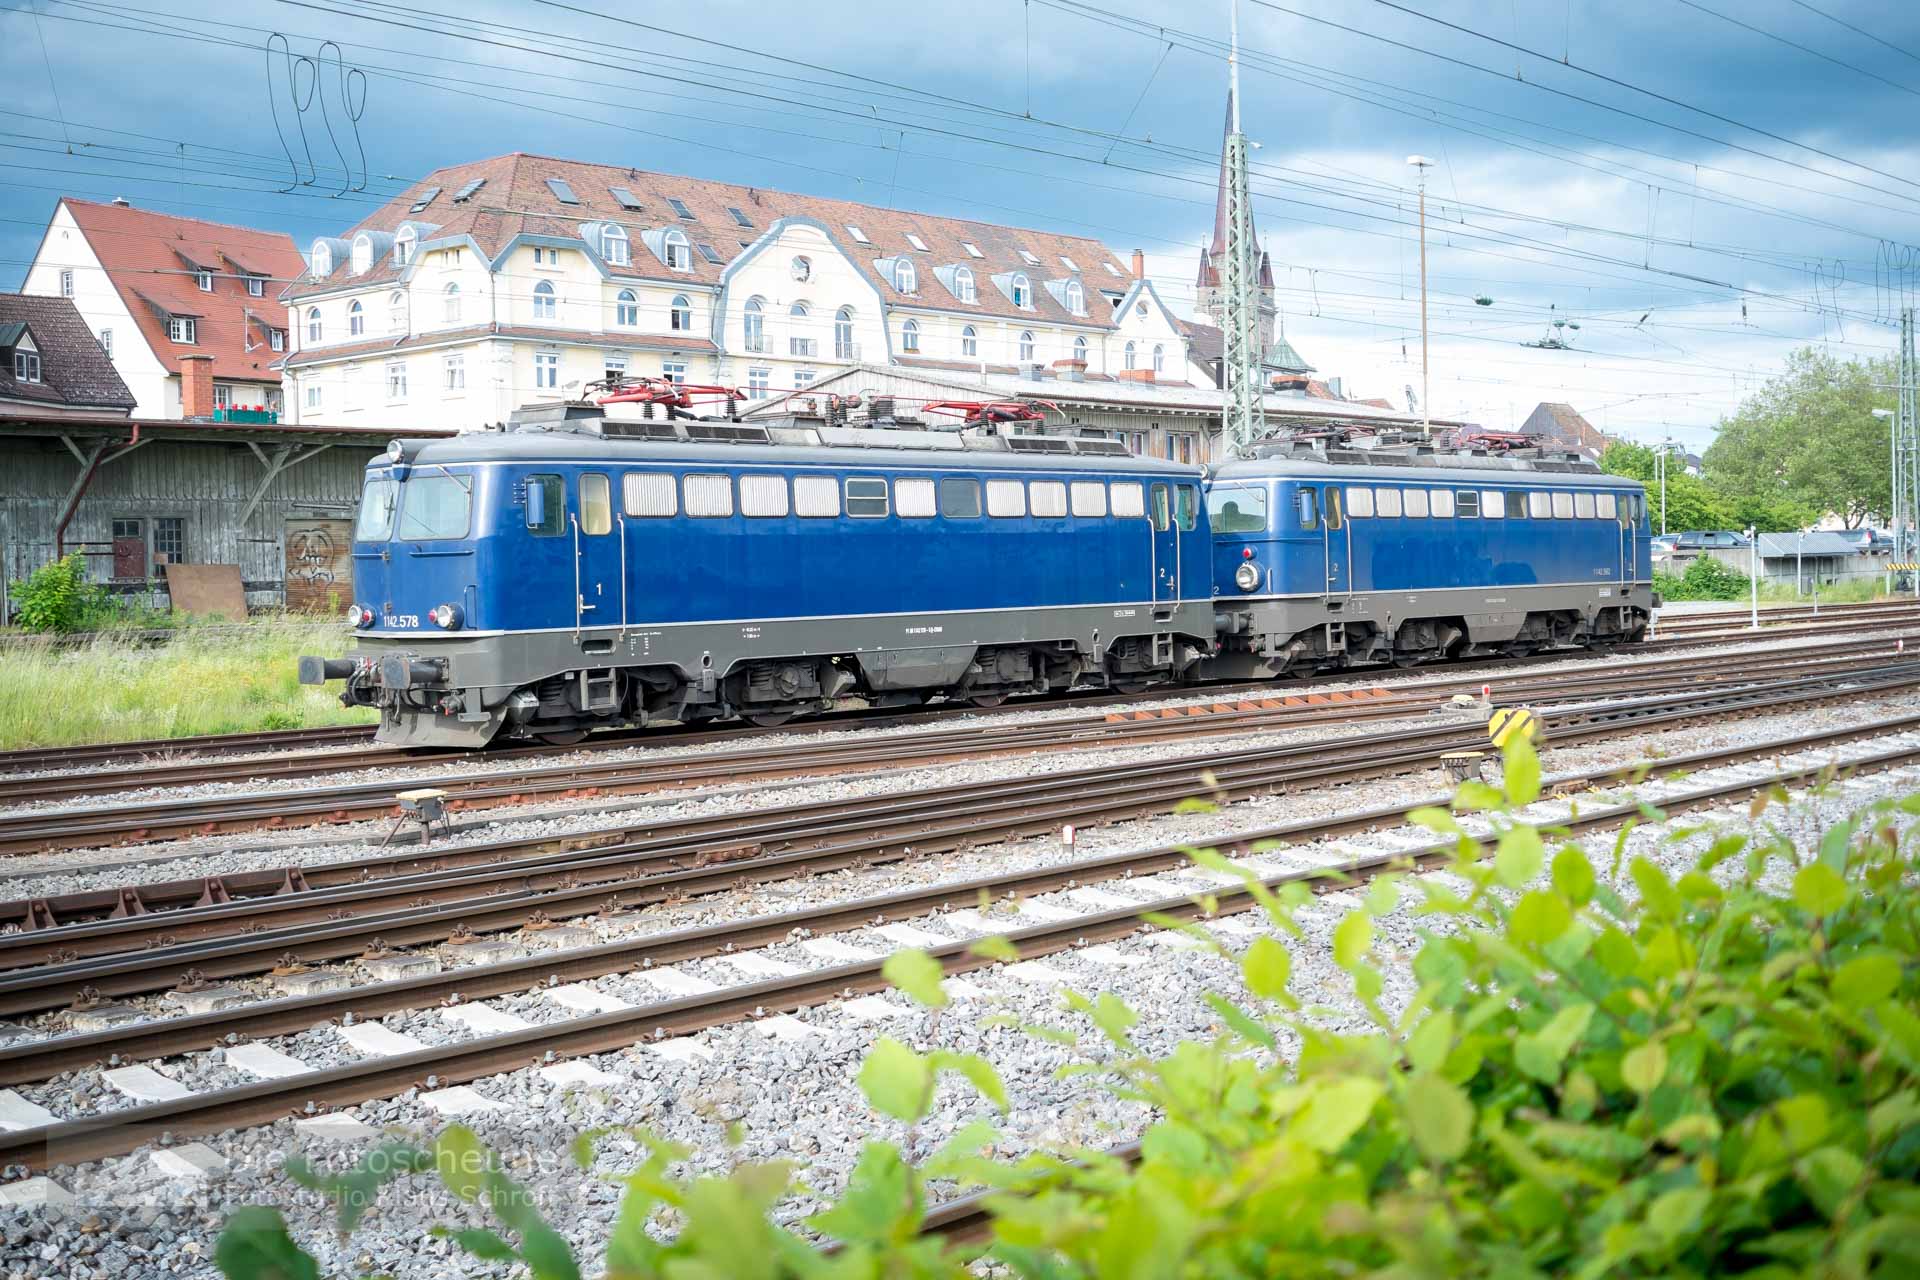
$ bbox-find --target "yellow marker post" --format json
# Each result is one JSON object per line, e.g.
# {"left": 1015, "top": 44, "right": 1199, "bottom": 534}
{"left": 1487, "top": 706, "right": 1540, "bottom": 748}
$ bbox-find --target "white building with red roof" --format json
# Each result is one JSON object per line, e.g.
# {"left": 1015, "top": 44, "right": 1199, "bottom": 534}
{"left": 280, "top": 152, "right": 1194, "bottom": 430}
{"left": 20, "top": 198, "right": 303, "bottom": 420}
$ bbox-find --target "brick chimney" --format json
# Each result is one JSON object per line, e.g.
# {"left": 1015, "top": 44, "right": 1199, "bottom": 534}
{"left": 180, "top": 354, "right": 215, "bottom": 419}
{"left": 1131, "top": 249, "right": 1145, "bottom": 280}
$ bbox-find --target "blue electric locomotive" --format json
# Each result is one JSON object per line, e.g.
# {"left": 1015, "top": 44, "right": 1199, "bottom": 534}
{"left": 1206, "top": 439, "right": 1652, "bottom": 676}
{"left": 300, "top": 399, "right": 1214, "bottom": 747}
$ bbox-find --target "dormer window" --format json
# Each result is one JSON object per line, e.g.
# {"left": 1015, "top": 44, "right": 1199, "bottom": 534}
{"left": 667, "top": 196, "right": 695, "bottom": 219}
{"left": 1017, "top": 249, "right": 1040, "bottom": 266}
{"left": 350, "top": 234, "right": 373, "bottom": 274}
{"left": 845, "top": 225, "right": 870, "bottom": 244}
{"left": 1010, "top": 272, "right": 1030, "bottom": 308}
{"left": 12, "top": 349, "right": 40, "bottom": 382}
{"left": 168, "top": 317, "right": 197, "bottom": 344}
{"left": 270, "top": 328, "right": 285, "bottom": 353}
{"left": 601, "top": 223, "right": 630, "bottom": 266}
{"left": 246, "top": 275, "right": 265, "bottom": 297}
{"left": 954, "top": 265, "right": 976, "bottom": 304}
{"left": 661, "top": 228, "right": 692, "bottom": 270}
{"left": 892, "top": 258, "right": 917, "bottom": 294}
{"left": 1064, "top": 280, "right": 1085, "bottom": 315}
{"left": 195, "top": 269, "right": 213, "bottom": 292}
{"left": 905, "top": 233, "right": 929, "bottom": 252}
{"left": 394, "top": 227, "right": 417, "bottom": 266}
{"left": 546, "top": 177, "right": 579, "bottom": 205}
{"left": 310, "top": 241, "right": 333, "bottom": 277}
{"left": 962, "top": 242, "right": 983, "bottom": 258}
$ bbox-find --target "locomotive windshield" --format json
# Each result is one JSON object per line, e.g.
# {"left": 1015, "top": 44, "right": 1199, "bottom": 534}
{"left": 396, "top": 474, "right": 473, "bottom": 540}
{"left": 1207, "top": 484, "right": 1268, "bottom": 534}
{"left": 354, "top": 476, "right": 398, "bottom": 542}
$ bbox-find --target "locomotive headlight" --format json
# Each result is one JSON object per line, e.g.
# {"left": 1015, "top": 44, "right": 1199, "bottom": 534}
{"left": 430, "top": 603, "right": 464, "bottom": 630}
{"left": 346, "top": 603, "right": 375, "bottom": 628}
{"left": 1234, "top": 562, "right": 1260, "bottom": 593}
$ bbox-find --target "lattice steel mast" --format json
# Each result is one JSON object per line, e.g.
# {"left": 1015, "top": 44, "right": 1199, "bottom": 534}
{"left": 1221, "top": 0, "right": 1265, "bottom": 458}
{"left": 1899, "top": 307, "right": 1918, "bottom": 584}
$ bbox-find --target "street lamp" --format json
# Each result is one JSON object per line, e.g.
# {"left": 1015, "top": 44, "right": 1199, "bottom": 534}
{"left": 1407, "top": 155, "right": 1435, "bottom": 437}
{"left": 1652, "top": 438, "right": 1685, "bottom": 535}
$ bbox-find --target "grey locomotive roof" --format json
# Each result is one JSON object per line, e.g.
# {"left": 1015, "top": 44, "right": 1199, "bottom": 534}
{"left": 397, "top": 427, "right": 1206, "bottom": 477}
{"left": 1212, "top": 451, "right": 1641, "bottom": 490}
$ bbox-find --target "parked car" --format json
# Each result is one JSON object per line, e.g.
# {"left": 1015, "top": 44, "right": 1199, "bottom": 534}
{"left": 1835, "top": 528, "right": 1894, "bottom": 555}
{"left": 1673, "top": 530, "right": 1750, "bottom": 550}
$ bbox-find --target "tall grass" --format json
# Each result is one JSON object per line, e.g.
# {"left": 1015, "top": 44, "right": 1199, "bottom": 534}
{"left": 0, "top": 619, "right": 375, "bottom": 749}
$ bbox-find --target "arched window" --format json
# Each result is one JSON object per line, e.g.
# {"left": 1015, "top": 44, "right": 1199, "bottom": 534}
{"left": 533, "top": 279, "right": 556, "bottom": 321}
{"left": 347, "top": 299, "right": 364, "bottom": 336}
{"left": 443, "top": 283, "right": 461, "bottom": 324}
{"left": 387, "top": 290, "right": 407, "bottom": 335}
{"left": 1152, "top": 343, "right": 1165, "bottom": 373}
{"left": 954, "top": 265, "right": 976, "bottom": 304}
{"left": 616, "top": 289, "right": 638, "bottom": 327}
{"left": 663, "top": 228, "right": 691, "bottom": 270}
{"left": 393, "top": 227, "right": 416, "bottom": 267}
{"left": 1064, "top": 280, "right": 1084, "bottom": 315}
{"left": 670, "top": 294, "right": 691, "bottom": 331}
{"left": 834, "top": 307, "right": 855, "bottom": 359}
{"left": 1010, "top": 273, "right": 1030, "bottom": 308}
{"left": 744, "top": 295, "right": 765, "bottom": 350}
{"left": 601, "top": 224, "right": 629, "bottom": 266}
{"left": 790, "top": 301, "right": 811, "bottom": 318}
{"left": 350, "top": 234, "right": 372, "bottom": 275}
{"left": 901, "top": 318, "right": 920, "bottom": 353}
{"left": 1073, "top": 335, "right": 1087, "bottom": 363}
{"left": 893, "top": 258, "right": 917, "bottom": 294}
{"left": 961, "top": 324, "right": 977, "bottom": 357}
{"left": 310, "top": 241, "right": 332, "bottom": 278}
{"left": 306, "top": 306, "right": 322, "bottom": 343}
{"left": 1123, "top": 340, "right": 1136, "bottom": 370}
{"left": 1018, "top": 330, "right": 1035, "bottom": 362}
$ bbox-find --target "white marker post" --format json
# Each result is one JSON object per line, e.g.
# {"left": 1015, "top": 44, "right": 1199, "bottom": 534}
{"left": 1748, "top": 526, "right": 1760, "bottom": 630}
{"left": 1062, "top": 824, "right": 1076, "bottom": 851}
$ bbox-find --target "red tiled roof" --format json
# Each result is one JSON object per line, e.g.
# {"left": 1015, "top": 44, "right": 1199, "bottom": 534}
{"left": 290, "top": 153, "right": 1137, "bottom": 329}
{"left": 281, "top": 323, "right": 717, "bottom": 368}
{"left": 63, "top": 198, "right": 304, "bottom": 386}
{"left": 0, "top": 292, "right": 136, "bottom": 412}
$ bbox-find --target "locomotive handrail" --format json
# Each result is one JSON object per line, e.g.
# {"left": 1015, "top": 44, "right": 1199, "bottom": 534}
{"left": 617, "top": 512, "right": 628, "bottom": 643}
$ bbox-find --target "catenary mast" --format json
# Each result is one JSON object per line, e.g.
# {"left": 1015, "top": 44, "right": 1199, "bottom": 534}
{"left": 1221, "top": 0, "right": 1266, "bottom": 458}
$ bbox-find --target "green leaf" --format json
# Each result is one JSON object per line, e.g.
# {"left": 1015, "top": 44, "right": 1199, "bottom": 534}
{"left": 1798, "top": 1145, "right": 1866, "bottom": 1220}
{"left": 435, "top": 1125, "right": 488, "bottom": 1204}
{"left": 1631, "top": 857, "right": 1683, "bottom": 919}
{"left": 1494, "top": 825, "right": 1546, "bottom": 888}
{"left": 930, "top": 1049, "right": 1009, "bottom": 1111}
{"left": 1333, "top": 912, "right": 1373, "bottom": 969}
{"left": 1241, "top": 935, "right": 1292, "bottom": 1000}
{"left": 1407, "top": 1009, "right": 1455, "bottom": 1073}
{"left": 1404, "top": 1072, "right": 1475, "bottom": 1161}
{"left": 1509, "top": 890, "right": 1572, "bottom": 946}
{"left": 858, "top": 1035, "right": 932, "bottom": 1122}
{"left": 1515, "top": 1002, "right": 1595, "bottom": 1084}
{"left": 1868, "top": 1092, "right": 1920, "bottom": 1145}
{"left": 515, "top": 1224, "right": 581, "bottom": 1280}
{"left": 1552, "top": 846, "right": 1595, "bottom": 906}
{"left": 969, "top": 935, "right": 1019, "bottom": 963}
{"left": 214, "top": 1207, "right": 320, "bottom": 1280}
{"left": 1832, "top": 952, "right": 1900, "bottom": 1009}
{"left": 1290, "top": 1077, "right": 1384, "bottom": 1153}
{"left": 1365, "top": 876, "right": 1401, "bottom": 916}
{"left": 1452, "top": 780, "right": 1508, "bottom": 811}
{"left": 881, "top": 948, "right": 949, "bottom": 1009}
{"left": 1502, "top": 733, "right": 1542, "bottom": 806}
{"left": 433, "top": 1226, "right": 518, "bottom": 1262}
{"left": 1792, "top": 862, "right": 1850, "bottom": 917}
{"left": 1621, "top": 1042, "right": 1669, "bottom": 1095}
{"left": 1646, "top": 1186, "right": 1710, "bottom": 1243}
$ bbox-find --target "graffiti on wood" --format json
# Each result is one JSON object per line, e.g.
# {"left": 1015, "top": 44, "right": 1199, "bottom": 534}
{"left": 285, "top": 518, "right": 352, "bottom": 612}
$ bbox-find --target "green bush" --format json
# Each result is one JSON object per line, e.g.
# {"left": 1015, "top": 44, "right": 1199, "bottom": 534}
{"left": 7, "top": 553, "right": 100, "bottom": 632}
{"left": 1657, "top": 555, "right": 1754, "bottom": 601}
{"left": 217, "top": 738, "right": 1920, "bottom": 1278}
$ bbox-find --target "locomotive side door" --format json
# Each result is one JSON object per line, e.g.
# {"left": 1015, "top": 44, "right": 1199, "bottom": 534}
{"left": 1618, "top": 492, "right": 1637, "bottom": 586}
{"left": 1322, "top": 484, "right": 1351, "bottom": 597}
{"left": 570, "top": 472, "right": 618, "bottom": 640}
{"left": 1149, "top": 481, "right": 1178, "bottom": 603}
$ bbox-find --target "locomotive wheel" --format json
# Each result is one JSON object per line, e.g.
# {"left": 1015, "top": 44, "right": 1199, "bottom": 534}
{"left": 968, "top": 693, "right": 1009, "bottom": 708}
{"left": 1111, "top": 680, "right": 1152, "bottom": 694}
{"left": 1391, "top": 653, "right": 1423, "bottom": 669}
{"left": 746, "top": 711, "right": 795, "bottom": 727}
{"left": 536, "top": 729, "right": 590, "bottom": 746}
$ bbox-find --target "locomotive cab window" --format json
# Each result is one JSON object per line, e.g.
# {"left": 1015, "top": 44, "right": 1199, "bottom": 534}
{"left": 356, "top": 476, "right": 398, "bottom": 541}
{"left": 1455, "top": 490, "right": 1480, "bottom": 519}
{"left": 1322, "top": 486, "right": 1343, "bottom": 529}
{"left": 846, "top": 476, "right": 890, "bottom": 518}
{"left": 525, "top": 474, "right": 563, "bottom": 536}
{"left": 1294, "top": 488, "right": 1317, "bottom": 530}
{"left": 1209, "top": 486, "right": 1267, "bottom": 533}
{"left": 580, "top": 473, "right": 612, "bottom": 535}
{"left": 398, "top": 474, "right": 471, "bottom": 540}
{"left": 1152, "top": 483, "right": 1173, "bottom": 531}
{"left": 1175, "top": 485, "right": 1199, "bottom": 531}
{"left": 939, "top": 477, "right": 982, "bottom": 518}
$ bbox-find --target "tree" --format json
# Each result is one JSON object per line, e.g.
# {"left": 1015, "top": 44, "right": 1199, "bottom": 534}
{"left": 1599, "top": 443, "right": 1732, "bottom": 533}
{"left": 1704, "top": 346, "right": 1893, "bottom": 528}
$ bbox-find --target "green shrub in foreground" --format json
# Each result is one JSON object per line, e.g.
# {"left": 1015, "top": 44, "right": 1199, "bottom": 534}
{"left": 218, "top": 738, "right": 1920, "bottom": 1278}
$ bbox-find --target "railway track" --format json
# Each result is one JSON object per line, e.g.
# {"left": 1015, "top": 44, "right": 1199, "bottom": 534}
{"left": 3, "top": 661, "right": 1915, "bottom": 1019}
{"left": 3, "top": 713, "right": 1916, "bottom": 1173}
{"left": 3, "top": 597, "right": 1914, "bottom": 783}
{"left": 2, "top": 635, "right": 1915, "bottom": 858}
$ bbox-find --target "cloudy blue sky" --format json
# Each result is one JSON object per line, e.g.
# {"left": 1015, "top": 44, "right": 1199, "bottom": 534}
{"left": 3, "top": 0, "right": 1916, "bottom": 452}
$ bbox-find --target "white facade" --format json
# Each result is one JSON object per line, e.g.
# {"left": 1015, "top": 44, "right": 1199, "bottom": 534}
{"left": 21, "top": 206, "right": 171, "bottom": 417}
{"left": 284, "top": 215, "right": 1196, "bottom": 430}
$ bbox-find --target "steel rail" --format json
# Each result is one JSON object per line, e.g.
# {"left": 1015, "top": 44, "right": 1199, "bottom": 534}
{"left": 5, "top": 669, "right": 1918, "bottom": 1023}
{"left": 6, "top": 633, "right": 1917, "bottom": 858}
{"left": 6, "top": 732, "right": 1918, "bottom": 1173}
